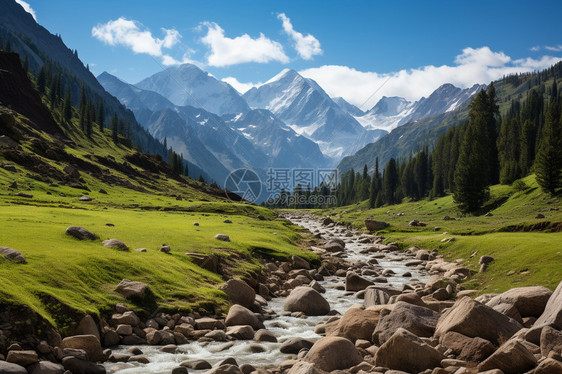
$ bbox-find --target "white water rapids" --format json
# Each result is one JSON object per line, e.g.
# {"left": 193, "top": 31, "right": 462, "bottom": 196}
{"left": 105, "top": 214, "right": 429, "bottom": 374}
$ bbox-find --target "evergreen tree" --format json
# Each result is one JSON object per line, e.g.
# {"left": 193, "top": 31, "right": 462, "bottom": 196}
{"left": 97, "top": 101, "right": 104, "bottom": 131}
{"left": 382, "top": 158, "right": 399, "bottom": 205}
{"left": 497, "top": 116, "right": 522, "bottom": 184}
{"left": 63, "top": 92, "right": 72, "bottom": 123}
{"left": 111, "top": 113, "right": 119, "bottom": 143}
{"left": 453, "top": 89, "right": 492, "bottom": 213}
{"left": 535, "top": 95, "right": 562, "bottom": 194}
{"left": 37, "top": 66, "right": 46, "bottom": 93}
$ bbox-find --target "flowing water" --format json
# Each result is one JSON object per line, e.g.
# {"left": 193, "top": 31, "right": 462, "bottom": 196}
{"left": 105, "top": 214, "right": 429, "bottom": 374}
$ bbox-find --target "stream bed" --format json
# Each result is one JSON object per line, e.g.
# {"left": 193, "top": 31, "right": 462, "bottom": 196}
{"left": 105, "top": 214, "right": 429, "bottom": 374}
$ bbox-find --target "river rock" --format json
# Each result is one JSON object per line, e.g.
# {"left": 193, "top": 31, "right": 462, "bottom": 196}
{"left": 61, "top": 356, "right": 107, "bottom": 374}
{"left": 535, "top": 358, "right": 562, "bottom": 374}
{"left": 205, "top": 364, "right": 242, "bottom": 374}
{"left": 284, "top": 287, "right": 330, "bottom": 316}
{"left": 186, "top": 253, "right": 220, "bottom": 273}
{"left": 0, "top": 361, "right": 28, "bottom": 374}
{"left": 78, "top": 315, "right": 100, "bottom": 341}
{"left": 328, "top": 307, "right": 381, "bottom": 342}
{"left": 27, "top": 361, "right": 65, "bottom": 374}
{"left": 375, "top": 328, "right": 443, "bottom": 373}
{"left": 254, "top": 329, "right": 277, "bottom": 342}
{"left": 115, "top": 279, "right": 150, "bottom": 300}
{"left": 486, "top": 286, "right": 553, "bottom": 318}
{"left": 172, "top": 367, "right": 188, "bottom": 374}
{"left": 280, "top": 337, "right": 314, "bottom": 353}
{"left": 345, "top": 271, "right": 373, "bottom": 292}
{"left": 541, "top": 325, "right": 562, "bottom": 357}
{"left": 181, "top": 359, "right": 212, "bottom": 370}
{"left": 534, "top": 281, "right": 562, "bottom": 329}
{"left": 373, "top": 302, "right": 440, "bottom": 345}
{"left": 364, "top": 288, "right": 390, "bottom": 307}
{"left": 62, "top": 335, "right": 104, "bottom": 362}
{"left": 478, "top": 338, "right": 537, "bottom": 373}
{"left": 102, "top": 239, "right": 129, "bottom": 251}
{"left": 66, "top": 226, "right": 98, "bottom": 240}
{"left": 324, "top": 239, "right": 344, "bottom": 252}
{"left": 304, "top": 336, "right": 362, "bottom": 371}
{"left": 225, "top": 304, "right": 260, "bottom": 329}
{"left": 434, "top": 296, "right": 523, "bottom": 345}
{"left": 226, "top": 325, "right": 255, "bottom": 340}
{"left": 365, "top": 219, "right": 389, "bottom": 232}
{"left": 111, "top": 311, "right": 140, "bottom": 326}
{"left": 116, "top": 324, "right": 133, "bottom": 335}
{"left": 6, "top": 350, "right": 38, "bottom": 366}
{"left": 291, "top": 255, "right": 310, "bottom": 270}
{"left": 440, "top": 331, "right": 496, "bottom": 362}
{"left": 220, "top": 278, "right": 256, "bottom": 309}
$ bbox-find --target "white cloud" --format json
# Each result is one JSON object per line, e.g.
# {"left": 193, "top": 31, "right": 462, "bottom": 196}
{"left": 545, "top": 44, "right": 562, "bottom": 52}
{"left": 222, "top": 77, "right": 262, "bottom": 94}
{"left": 92, "top": 17, "right": 183, "bottom": 65}
{"left": 15, "top": 0, "right": 36, "bottom": 21}
{"left": 530, "top": 45, "right": 541, "bottom": 52}
{"left": 298, "top": 46, "right": 562, "bottom": 109}
{"left": 277, "top": 13, "right": 322, "bottom": 60}
{"left": 201, "top": 22, "right": 289, "bottom": 67}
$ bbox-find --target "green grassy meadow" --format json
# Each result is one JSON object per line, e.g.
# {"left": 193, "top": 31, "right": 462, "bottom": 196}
{"left": 316, "top": 174, "right": 562, "bottom": 293}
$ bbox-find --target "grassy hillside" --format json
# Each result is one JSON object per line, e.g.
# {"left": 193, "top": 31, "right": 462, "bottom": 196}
{"left": 0, "top": 52, "right": 317, "bottom": 328}
{"left": 316, "top": 174, "right": 562, "bottom": 293}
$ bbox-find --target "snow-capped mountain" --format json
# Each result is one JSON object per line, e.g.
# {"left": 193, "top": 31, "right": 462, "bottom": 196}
{"left": 225, "top": 109, "right": 326, "bottom": 169}
{"left": 333, "top": 97, "right": 365, "bottom": 117}
{"left": 98, "top": 71, "right": 328, "bottom": 186}
{"left": 244, "top": 69, "right": 382, "bottom": 159}
{"left": 135, "top": 63, "right": 250, "bottom": 116}
{"left": 355, "top": 84, "right": 486, "bottom": 131}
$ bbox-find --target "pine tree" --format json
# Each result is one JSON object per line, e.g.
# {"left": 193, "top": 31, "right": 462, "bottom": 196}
{"left": 63, "top": 92, "right": 72, "bottom": 123}
{"left": 535, "top": 95, "right": 562, "bottom": 195}
{"left": 97, "top": 101, "right": 104, "bottom": 131}
{"left": 78, "top": 84, "right": 86, "bottom": 131}
{"left": 382, "top": 158, "right": 399, "bottom": 205}
{"left": 37, "top": 66, "right": 46, "bottom": 93}
{"left": 111, "top": 113, "right": 119, "bottom": 143}
{"left": 453, "top": 89, "right": 492, "bottom": 213}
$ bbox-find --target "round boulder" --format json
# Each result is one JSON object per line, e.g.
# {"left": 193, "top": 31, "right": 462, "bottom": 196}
{"left": 220, "top": 278, "right": 255, "bottom": 309}
{"left": 225, "top": 304, "right": 260, "bottom": 329}
{"left": 304, "top": 336, "right": 363, "bottom": 371}
{"left": 102, "top": 239, "right": 129, "bottom": 251}
{"left": 65, "top": 226, "right": 98, "bottom": 240}
{"left": 284, "top": 287, "right": 330, "bottom": 316}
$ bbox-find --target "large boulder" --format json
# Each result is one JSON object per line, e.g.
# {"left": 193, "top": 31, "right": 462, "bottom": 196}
{"left": 440, "top": 331, "right": 496, "bottom": 362}
{"left": 434, "top": 297, "right": 523, "bottom": 345}
{"left": 102, "top": 239, "right": 129, "bottom": 251}
{"left": 287, "top": 361, "right": 327, "bottom": 374}
{"left": 535, "top": 358, "right": 562, "bottom": 374}
{"left": 61, "top": 335, "right": 104, "bottom": 362}
{"left": 61, "top": 356, "right": 106, "bottom": 374}
{"left": 363, "top": 288, "right": 390, "bottom": 307}
{"left": 373, "top": 302, "right": 440, "bottom": 345}
{"left": 284, "top": 287, "right": 330, "bottom": 316}
{"left": 375, "top": 328, "right": 443, "bottom": 373}
{"left": 540, "top": 325, "right": 562, "bottom": 357}
{"left": 225, "top": 325, "right": 255, "bottom": 340}
{"left": 486, "top": 286, "right": 553, "bottom": 318}
{"left": 477, "top": 338, "right": 537, "bottom": 373}
{"left": 280, "top": 337, "right": 314, "bottom": 354}
{"left": 77, "top": 315, "right": 100, "bottom": 341}
{"left": 534, "top": 281, "right": 562, "bottom": 329}
{"left": 327, "top": 307, "right": 381, "bottom": 342}
{"left": 27, "top": 361, "right": 65, "bottom": 374}
{"left": 0, "top": 361, "right": 27, "bottom": 374}
{"left": 345, "top": 271, "right": 373, "bottom": 292}
{"left": 291, "top": 255, "right": 310, "bottom": 270}
{"left": 304, "top": 337, "right": 363, "bottom": 371}
{"left": 65, "top": 226, "right": 98, "bottom": 240}
{"left": 0, "top": 246, "right": 26, "bottom": 263}
{"left": 115, "top": 279, "right": 150, "bottom": 300}
{"left": 365, "top": 219, "right": 389, "bottom": 232}
{"left": 220, "top": 278, "right": 256, "bottom": 309}
{"left": 225, "top": 304, "right": 260, "bottom": 329}
{"left": 6, "top": 350, "right": 38, "bottom": 366}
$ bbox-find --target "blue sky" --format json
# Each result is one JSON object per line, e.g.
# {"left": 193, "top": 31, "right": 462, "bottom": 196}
{"left": 19, "top": 0, "right": 562, "bottom": 108}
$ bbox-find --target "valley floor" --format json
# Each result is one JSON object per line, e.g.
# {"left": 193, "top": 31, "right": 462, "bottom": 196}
{"left": 313, "top": 174, "right": 562, "bottom": 293}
